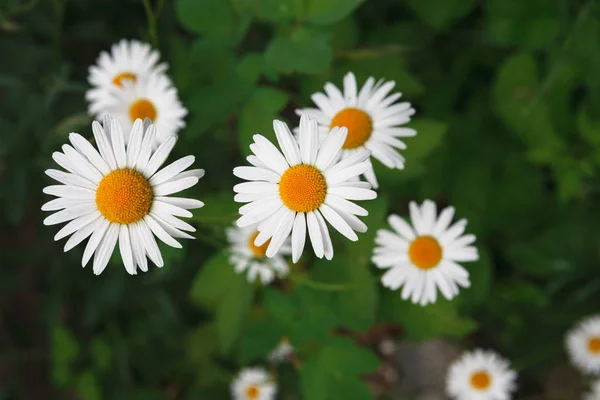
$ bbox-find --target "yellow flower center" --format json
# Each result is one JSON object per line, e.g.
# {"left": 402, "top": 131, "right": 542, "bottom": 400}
{"left": 408, "top": 236, "right": 443, "bottom": 270}
{"left": 95, "top": 169, "right": 153, "bottom": 224}
{"left": 470, "top": 370, "right": 491, "bottom": 391}
{"left": 129, "top": 98, "right": 157, "bottom": 122}
{"left": 112, "top": 72, "right": 137, "bottom": 87}
{"left": 248, "top": 231, "right": 270, "bottom": 258}
{"left": 588, "top": 337, "right": 600, "bottom": 354}
{"left": 278, "top": 164, "right": 327, "bottom": 213}
{"left": 245, "top": 385, "right": 260, "bottom": 399}
{"left": 330, "top": 107, "right": 373, "bottom": 149}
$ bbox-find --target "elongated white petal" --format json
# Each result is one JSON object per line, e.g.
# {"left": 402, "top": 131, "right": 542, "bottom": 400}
{"left": 93, "top": 223, "right": 119, "bottom": 275}
{"left": 119, "top": 224, "right": 136, "bottom": 275}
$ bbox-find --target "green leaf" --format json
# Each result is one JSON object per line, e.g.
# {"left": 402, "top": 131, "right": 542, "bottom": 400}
{"left": 405, "top": 0, "right": 477, "bottom": 30}
{"left": 215, "top": 272, "right": 254, "bottom": 353}
{"left": 192, "top": 191, "right": 239, "bottom": 226}
{"left": 300, "top": 337, "right": 379, "bottom": 400}
{"left": 383, "top": 294, "right": 476, "bottom": 341}
{"left": 237, "top": 312, "right": 286, "bottom": 363}
{"left": 264, "top": 27, "right": 333, "bottom": 75}
{"left": 187, "top": 324, "right": 218, "bottom": 364}
{"left": 304, "top": 0, "right": 362, "bottom": 25}
{"left": 74, "top": 371, "right": 100, "bottom": 400}
{"left": 238, "top": 87, "right": 289, "bottom": 156}
{"left": 255, "top": 0, "right": 304, "bottom": 22}
{"left": 176, "top": 0, "right": 235, "bottom": 36}
{"left": 492, "top": 53, "right": 564, "bottom": 164}
{"left": 189, "top": 251, "right": 236, "bottom": 308}
{"left": 90, "top": 338, "right": 112, "bottom": 372}
{"left": 50, "top": 324, "right": 80, "bottom": 387}
{"left": 457, "top": 249, "right": 493, "bottom": 313}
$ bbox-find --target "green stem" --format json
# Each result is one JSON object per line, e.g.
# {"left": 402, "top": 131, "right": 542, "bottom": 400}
{"left": 289, "top": 274, "right": 354, "bottom": 292}
{"left": 142, "top": 0, "right": 158, "bottom": 48}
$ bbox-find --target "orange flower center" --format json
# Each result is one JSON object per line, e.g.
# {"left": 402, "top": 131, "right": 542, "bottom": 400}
{"left": 112, "top": 72, "right": 137, "bottom": 87}
{"left": 470, "top": 370, "right": 491, "bottom": 391}
{"left": 279, "top": 164, "right": 327, "bottom": 213}
{"left": 245, "top": 384, "right": 260, "bottom": 399}
{"left": 408, "top": 236, "right": 443, "bottom": 269}
{"left": 129, "top": 98, "right": 157, "bottom": 122}
{"left": 95, "top": 169, "right": 153, "bottom": 224}
{"left": 588, "top": 337, "right": 600, "bottom": 354}
{"left": 248, "top": 231, "right": 270, "bottom": 258}
{"left": 329, "top": 107, "right": 373, "bottom": 149}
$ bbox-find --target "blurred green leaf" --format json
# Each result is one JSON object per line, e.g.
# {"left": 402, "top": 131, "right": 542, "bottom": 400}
{"left": 264, "top": 26, "right": 333, "bottom": 75}
{"left": 215, "top": 272, "right": 254, "bottom": 353}
{"left": 238, "top": 87, "right": 289, "bottom": 156}
{"left": 300, "top": 337, "right": 379, "bottom": 400}
{"left": 237, "top": 311, "right": 286, "bottom": 363}
{"left": 176, "top": 0, "right": 235, "bottom": 36}
{"left": 51, "top": 324, "right": 80, "bottom": 387}
{"left": 74, "top": 371, "right": 100, "bottom": 400}
{"left": 90, "top": 338, "right": 112, "bottom": 372}
{"left": 189, "top": 251, "right": 236, "bottom": 308}
{"left": 405, "top": 0, "right": 477, "bottom": 30}
{"left": 255, "top": 0, "right": 304, "bottom": 22}
{"left": 305, "top": 0, "right": 362, "bottom": 25}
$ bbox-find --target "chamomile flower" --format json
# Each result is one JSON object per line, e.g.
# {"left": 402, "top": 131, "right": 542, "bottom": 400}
{"left": 268, "top": 337, "right": 294, "bottom": 363}
{"left": 295, "top": 72, "right": 416, "bottom": 188}
{"left": 90, "top": 72, "right": 187, "bottom": 146}
{"left": 566, "top": 315, "right": 600, "bottom": 374}
{"left": 584, "top": 380, "right": 600, "bottom": 400}
{"left": 446, "top": 349, "right": 517, "bottom": 400}
{"left": 233, "top": 114, "right": 377, "bottom": 263}
{"left": 226, "top": 224, "right": 290, "bottom": 284}
{"left": 86, "top": 39, "right": 167, "bottom": 109}
{"left": 231, "top": 367, "right": 277, "bottom": 400}
{"left": 372, "top": 200, "right": 478, "bottom": 306}
{"left": 42, "top": 116, "right": 204, "bottom": 275}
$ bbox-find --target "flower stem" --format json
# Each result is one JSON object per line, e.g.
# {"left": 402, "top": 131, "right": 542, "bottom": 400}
{"left": 142, "top": 0, "right": 158, "bottom": 48}
{"left": 289, "top": 274, "right": 354, "bottom": 291}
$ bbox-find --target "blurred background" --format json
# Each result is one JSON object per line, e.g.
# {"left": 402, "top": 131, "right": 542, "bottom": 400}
{"left": 1, "top": 0, "right": 600, "bottom": 398}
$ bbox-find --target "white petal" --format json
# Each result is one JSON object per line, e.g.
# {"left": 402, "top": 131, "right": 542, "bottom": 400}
{"left": 69, "top": 133, "right": 110, "bottom": 175}
{"left": 143, "top": 136, "right": 177, "bottom": 178}
{"left": 153, "top": 177, "right": 199, "bottom": 196}
{"left": 432, "top": 206, "right": 455, "bottom": 236}
{"left": 298, "top": 115, "right": 319, "bottom": 165}
{"left": 151, "top": 200, "right": 193, "bottom": 218}
{"left": 62, "top": 145, "right": 103, "bottom": 183}
{"left": 43, "top": 185, "right": 95, "bottom": 199}
{"left": 45, "top": 169, "right": 97, "bottom": 190}
{"left": 151, "top": 211, "right": 195, "bottom": 232}
{"left": 328, "top": 186, "right": 376, "bottom": 201}
{"left": 314, "top": 126, "right": 346, "bottom": 171}
{"left": 306, "top": 211, "right": 324, "bottom": 258}
{"left": 110, "top": 118, "right": 127, "bottom": 169}
{"left": 92, "top": 120, "right": 118, "bottom": 170}
{"left": 273, "top": 120, "right": 301, "bottom": 166}
{"left": 149, "top": 155, "right": 195, "bottom": 186}
{"left": 144, "top": 215, "right": 182, "bottom": 248}
{"left": 82, "top": 218, "right": 110, "bottom": 267}
{"left": 314, "top": 210, "right": 334, "bottom": 260}
{"left": 253, "top": 206, "right": 289, "bottom": 245}
{"left": 388, "top": 215, "right": 416, "bottom": 240}
{"left": 324, "top": 194, "right": 368, "bottom": 216}
{"left": 93, "top": 223, "right": 119, "bottom": 275}
{"left": 311, "top": 92, "right": 335, "bottom": 116}
{"left": 130, "top": 223, "right": 148, "bottom": 272}
{"left": 63, "top": 215, "right": 103, "bottom": 252}
{"left": 343, "top": 72, "right": 357, "bottom": 105}
{"left": 154, "top": 196, "right": 204, "bottom": 210}
{"left": 233, "top": 166, "right": 280, "bottom": 183}
{"left": 325, "top": 161, "right": 370, "bottom": 186}
{"left": 171, "top": 168, "right": 204, "bottom": 180}
{"left": 42, "top": 197, "right": 93, "bottom": 212}
{"left": 126, "top": 119, "right": 144, "bottom": 168}
{"left": 291, "top": 213, "right": 306, "bottom": 263}
{"left": 137, "top": 220, "right": 164, "bottom": 267}
{"left": 53, "top": 210, "right": 101, "bottom": 241}
{"left": 266, "top": 210, "right": 295, "bottom": 258}
{"left": 119, "top": 225, "right": 136, "bottom": 275}
{"left": 318, "top": 204, "right": 357, "bottom": 241}
{"left": 135, "top": 124, "right": 156, "bottom": 171}
{"left": 233, "top": 181, "right": 278, "bottom": 194}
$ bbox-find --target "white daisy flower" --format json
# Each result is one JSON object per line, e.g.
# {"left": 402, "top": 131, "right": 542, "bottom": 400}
{"left": 86, "top": 39, "right": 167, "bottom": 109}
{"left": 446, "top": 349, "right": 517, "bottom": 400}
{"left": 42, "top": 116, "right": 204, "bottom": 275}
{"left": 90, "top": 72, "right": 188, "bottom": 146}
{"left": 584, "top": 379, "right": 600, "bottom": 400}
{"left": 233, "top": 114, "right": 377, "bottom": 263}
{"left": 566, "top": 315, "right": 600, "bottom": 374}
{"left": 267, "top": 337, "right": 293, "bottom": 363}
{"left": 226, "top": 224, "right": 290, "bottom": 284}
{"left": 231, "top": 367, "right": 277, "bottom": 400}
{"left": 372, "top": 200, "right": 479, "bottom": 306}
{"left": 295, "top": 71, "right": 416, "bottom": 189}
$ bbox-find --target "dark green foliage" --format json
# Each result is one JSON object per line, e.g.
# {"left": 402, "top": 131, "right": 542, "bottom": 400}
{"left": 1, "top": 0, "right": 600, "bottom": 398}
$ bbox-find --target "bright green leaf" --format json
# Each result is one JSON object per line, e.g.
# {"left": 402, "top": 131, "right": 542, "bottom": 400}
{"left": 305, "top": 0, "right": 362, "bottom": 25}
{"left": 255, "top": 0, "right": 304, "bottom": 22}
{"left": 238, "top": 87, "right": 289, "bottom": 156}
{"left": 189, "top": 251, "right": 236, "bottom": 308}
{"left": 215, "top": 272, "right": 254, "bottom": 353}
{"left": 176, "top": 0, "right": 235, "bottom": 36}
{"left": 264, "top": 27, "right": 333, "bottom": 75}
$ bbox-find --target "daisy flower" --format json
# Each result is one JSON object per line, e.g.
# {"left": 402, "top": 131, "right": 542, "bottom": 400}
{"left": 86, "top": 39, "right": 167, "bottom": 110}
{"left": 226, "top": 224, "right": 290, "bottom": 284}
{"left": 295, "top": 71, "right": 416, "bottom": 189}
{"left": 90, "top": 72, "right": 188, "bottom": 146}
{"left": 267, "top": 337, "right": 294, "bottom": 363}
{"left": 566, "top": 315, "right": 600, "bottom": 374}
{"left": 231, "top": 367, "right": 277, "bottom": 400}
{"left": 233, "top": 114, "right": 377, "bottom": 263}
{"left": 584, "top": 379, "right": 600, "bottom": 400}
{"left": 42, "top": 116, "right": 204, "bottom": 275}
{"left": 446, "top": 349, "right": 517, "bottom": 400}
{"left": 372, "top": 200, "right": 479, "bottom": 306}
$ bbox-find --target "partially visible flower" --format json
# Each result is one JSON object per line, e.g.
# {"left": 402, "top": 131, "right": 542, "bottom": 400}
{"left": 226, "top": 224, "right": 290, "bottom": 284}
{"left": 372, "top": 200, "right": 478, "bottom": 306}
{"left": 42, "top": 116, "right": 204, "bottom": 275}
{"left": 446, "top": 349, "right": 517, "bottom": 400}
{"left": 295, "top": 71, "right": 416, "bottom": 188}
{"left": 86, "top": 39, "right": 167, "bottom": 113}
{"left": 268, "top": 337, "right": 294, "bottom": 363}
{"left": 584, "top": 379, "right": 600, "bottom": 400}
{"left": 91, "top": 72, "right": 187, "bottom": 146}
{"left": 233, "top": 115, "right": 377, "bottom": 263}
{"left": 566, "top": 315, "right": 600, "bottom": 374}
{"left": 231, "top": 367, "right": 277, "bottom": 400}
